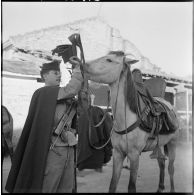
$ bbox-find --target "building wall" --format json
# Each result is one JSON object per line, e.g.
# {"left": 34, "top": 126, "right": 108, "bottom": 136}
{"left": 175, "top": 91, "right": 192, "bottom": 112}
{"left": 2, "top": 77, "right": 44, "bottom": 130}
{"left": 2, "top": 18, "right": 142, "bottom": 131}
{"left": 6, "top": 17, "right": 159, "bottom": 70}
{"left": 3, "top": 17, "right": 191, "bottom": 137}
{"left": 8, "top": 18, "right": 117, "bottom": 61}
{"left": 175, "top": 90, "right": 192, "bottom": 142}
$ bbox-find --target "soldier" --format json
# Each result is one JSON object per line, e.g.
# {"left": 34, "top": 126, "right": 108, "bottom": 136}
{"left": 5, "top": 57, "right": 82, "bottom": 193}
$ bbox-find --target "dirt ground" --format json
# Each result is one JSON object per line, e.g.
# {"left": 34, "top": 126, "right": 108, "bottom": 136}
{"left": 2, "top": 142, "right": 193, "bottom": 193}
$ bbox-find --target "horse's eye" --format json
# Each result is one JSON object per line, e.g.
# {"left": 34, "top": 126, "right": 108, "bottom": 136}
{"left": 106, "top": 59, "right": 112, "bottom": 62}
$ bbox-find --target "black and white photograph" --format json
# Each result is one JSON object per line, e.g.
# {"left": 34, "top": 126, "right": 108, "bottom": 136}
{"left": 2, "top": 1, "right": 193, "bottom": 193}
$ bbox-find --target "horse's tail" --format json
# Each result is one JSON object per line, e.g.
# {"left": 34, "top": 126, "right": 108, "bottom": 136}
{"left": 164, "top": 144, "right": 168, "bottom": 157}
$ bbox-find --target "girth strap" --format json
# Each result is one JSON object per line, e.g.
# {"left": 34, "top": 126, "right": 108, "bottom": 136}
{"left": 114, "top": 119, "right": 141, "bottom": 135}
{"left": 114, "top": 105, "right": 150, "bottom": 135}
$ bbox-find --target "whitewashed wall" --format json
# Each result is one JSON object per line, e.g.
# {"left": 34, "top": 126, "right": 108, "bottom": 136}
{"left": 2, "top": 69, "right": 72, "bottom": 131}
{"left": 7, "top": 18, "right": 143, "bottom": 63}
{"left": 2, "top": 17, "right": 164, "bottom": 132}
{"left": 2, "top": 77, "right": 44, "bottom": 130}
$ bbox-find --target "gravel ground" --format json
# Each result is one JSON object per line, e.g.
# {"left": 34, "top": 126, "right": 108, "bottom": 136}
{"left": 2, "top": 142, "right": 193, "bottom": 193}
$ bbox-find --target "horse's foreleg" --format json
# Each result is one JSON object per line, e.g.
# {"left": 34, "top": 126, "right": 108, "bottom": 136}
{"left": 109, "top": 148, "right": 125, "bottom": 193}
{"left": 127, "top": 152, "right": 139, "bottom": 193}
{"left": 167, "top": 140, "right": 177, "bottom": 193}
{"left": 157, "top": 158, "right": 166, "bottom": 192}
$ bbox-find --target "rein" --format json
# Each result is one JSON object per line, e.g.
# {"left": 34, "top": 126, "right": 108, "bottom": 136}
{"left": 69, "top": 33, "right": 113, "bottom": 150}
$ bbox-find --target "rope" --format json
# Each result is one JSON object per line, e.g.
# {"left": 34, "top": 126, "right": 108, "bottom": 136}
{"left": 88, "top": 70, "right": 120, "bottom": 150}
{"left": 68, "top": 33, "right": 113, "bottom": 150}
{"left": 89, "top": 124, "right": 114, "bottom": 150}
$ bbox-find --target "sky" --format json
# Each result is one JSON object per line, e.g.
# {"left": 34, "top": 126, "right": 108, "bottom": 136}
{"left": 2, "top": 2, "right": 193, "bottom": 78}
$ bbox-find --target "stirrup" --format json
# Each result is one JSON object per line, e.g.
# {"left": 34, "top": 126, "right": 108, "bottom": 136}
{"left": 150, "top": 147, "right": 167, "bottom": 160}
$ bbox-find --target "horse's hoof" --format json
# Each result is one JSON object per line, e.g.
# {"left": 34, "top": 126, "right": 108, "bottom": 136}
{"left": 128, "top": 190, "right": 136, "bottom": 193}
{"left": 157, "top": 187, "right": 165, "bottom": 193}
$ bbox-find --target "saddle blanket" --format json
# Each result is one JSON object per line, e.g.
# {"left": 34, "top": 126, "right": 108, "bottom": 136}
{"left": 154, "top": 97, "right": 179, "bottom": 134}
{"left": 140, "top": 96, "right": 179, "bottom": 135}
{"left": 154, "top": 97, "right": 173, "bottom": 110}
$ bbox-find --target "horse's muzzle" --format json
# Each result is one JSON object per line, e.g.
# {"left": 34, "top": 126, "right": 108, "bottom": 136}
{"left": 83, "top": 63, "right": 89, "bottom": 72}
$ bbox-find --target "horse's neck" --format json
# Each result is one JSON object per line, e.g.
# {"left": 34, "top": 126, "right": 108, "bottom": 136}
{"left": 109, "top": 72, "right": 137, "bottom": 131}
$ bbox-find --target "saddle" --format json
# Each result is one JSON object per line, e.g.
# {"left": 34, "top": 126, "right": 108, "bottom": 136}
{"left": 132, "top": 69, "right": 179, "bottom": 137}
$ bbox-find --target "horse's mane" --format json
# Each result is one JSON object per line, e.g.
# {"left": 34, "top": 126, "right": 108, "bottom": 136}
{"left": 107, "top": 51, "right": 138, "bottom": 113}
{"left": 125, "top": 66, "right": 138, "bottom": 114}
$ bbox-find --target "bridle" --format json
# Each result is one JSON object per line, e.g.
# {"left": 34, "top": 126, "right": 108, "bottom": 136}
{"left": 53, "top": 35, "right": 145, "bottom": 150}
{"left": 68, "top": 33, "right": 113, "bottom": 150}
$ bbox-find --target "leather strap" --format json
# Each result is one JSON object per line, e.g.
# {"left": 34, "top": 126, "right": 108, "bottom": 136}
{"left": 114, "top": 119, "right": 141, "bottom": 135}
{"left": 53, "top": 104, "right": 76, "bottom": 136}
{"left": 114, "top": 105, "right": 150, "bottom": 135}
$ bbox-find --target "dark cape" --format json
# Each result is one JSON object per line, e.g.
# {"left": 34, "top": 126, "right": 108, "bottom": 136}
{"left": 5, "top": 86, "right": 59, "bottom": 193}
{"left": 77, "top": 106, "right": 113, "bottom": 170}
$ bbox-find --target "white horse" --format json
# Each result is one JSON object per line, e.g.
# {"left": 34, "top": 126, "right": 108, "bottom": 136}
{"left": 83, "top": 51, "right": 179, "bottom": 193}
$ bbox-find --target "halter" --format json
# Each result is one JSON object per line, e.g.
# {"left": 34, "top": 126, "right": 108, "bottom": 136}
{"left": 69, "top": 33, "right": 113, "bottom": 150}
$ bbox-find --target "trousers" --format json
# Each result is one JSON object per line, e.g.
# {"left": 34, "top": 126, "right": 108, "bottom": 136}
{"left": 42, "top": 146, "right": 74, "bottom": 193}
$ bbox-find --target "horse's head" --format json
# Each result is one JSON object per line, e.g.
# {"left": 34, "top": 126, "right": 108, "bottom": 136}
{"left": 84, "top": 51, "right": 139, "bottom": 84}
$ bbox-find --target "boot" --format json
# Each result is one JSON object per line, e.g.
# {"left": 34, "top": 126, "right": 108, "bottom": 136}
{"left": 150, "top": 145, "right": 167, "bottom": 160}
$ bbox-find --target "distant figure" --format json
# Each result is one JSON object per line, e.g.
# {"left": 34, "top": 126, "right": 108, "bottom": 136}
{"left": 2, "top": 105, "right": 14, "bottom": 164}
{"left": 77, "top": 93, "right": 113, "bottom": 173}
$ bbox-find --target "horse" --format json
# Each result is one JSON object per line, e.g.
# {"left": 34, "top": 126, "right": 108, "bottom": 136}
{"left": 2, "top": 105, "right": 14, "bottom": 164}
{"left": 83, "top": 51, "right": 179, "bottom": 193}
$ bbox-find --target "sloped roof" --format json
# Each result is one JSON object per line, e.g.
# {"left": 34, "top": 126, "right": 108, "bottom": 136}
{"left": 8, "top": 17, "right": 101, "bottom": 42}
{"left": 6, "top": 17, "right": 109, "bottom": 51}
{"left": 3, "top": 17, "right": 192, "bottom": 86}
{"left": 3, "top": 60, "right": 40, "bottom": 75}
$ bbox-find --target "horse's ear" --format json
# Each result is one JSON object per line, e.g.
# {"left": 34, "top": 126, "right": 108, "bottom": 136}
{"left": 125, "top": 58, "right": 139, "bottom": 66}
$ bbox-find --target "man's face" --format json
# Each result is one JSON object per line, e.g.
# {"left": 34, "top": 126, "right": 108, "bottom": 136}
{"left": 43, "top": 70, "right": 61, "bottom": 86}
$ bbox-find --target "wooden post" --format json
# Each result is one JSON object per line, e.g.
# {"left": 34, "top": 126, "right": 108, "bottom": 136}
{"left": 186, "top": 90, "right": 189, "bottom": 142}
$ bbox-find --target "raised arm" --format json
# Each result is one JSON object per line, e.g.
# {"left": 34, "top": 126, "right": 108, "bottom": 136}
{"left": 57, "top": 57, "right": 83, "bottom": 100}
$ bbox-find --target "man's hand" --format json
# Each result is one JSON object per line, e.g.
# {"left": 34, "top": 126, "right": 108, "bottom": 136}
{"left": 69, "top": 56, "right": 82, "bottom": 69}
